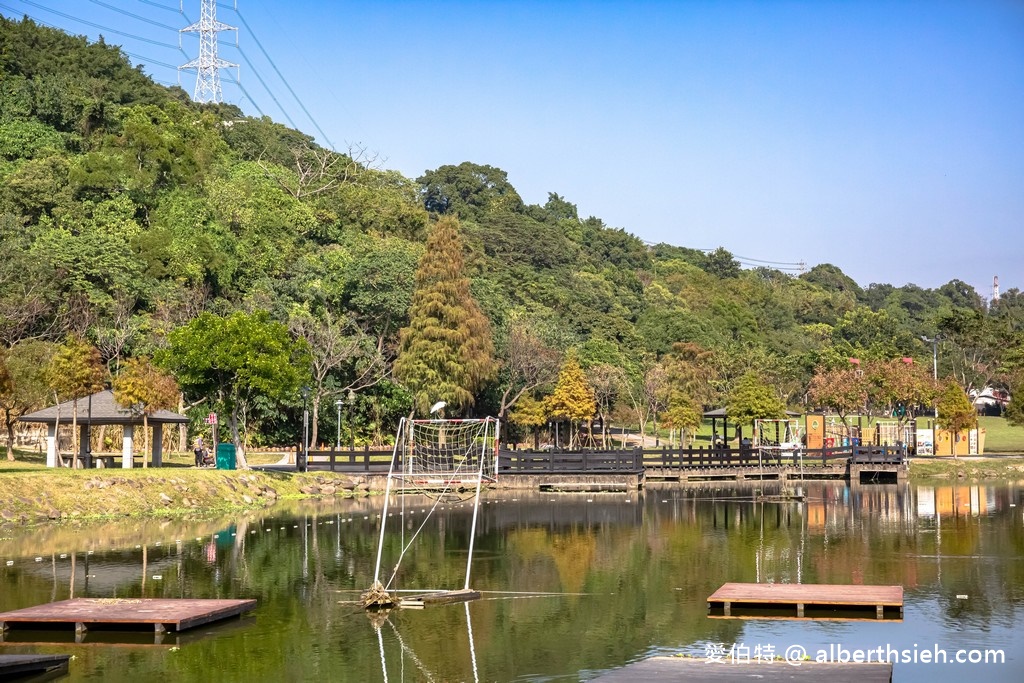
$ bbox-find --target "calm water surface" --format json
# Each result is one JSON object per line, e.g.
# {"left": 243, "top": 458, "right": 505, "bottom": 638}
{"left": 1, "top": 480, "right": 1022, "bottom": 682}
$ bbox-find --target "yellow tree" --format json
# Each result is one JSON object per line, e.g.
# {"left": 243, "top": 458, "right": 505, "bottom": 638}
{"left": 509, "top": 394, "right": 548, "bottom": 449}
{"left": 545, "top": 352, "right": 595, "bottom": 448}
{"left": 112, "top": 357, "right": 180, "bottom": 468}
{"left": 47, "top": 334, "right": 105, "bottom": 468}
{"left": 935, "top": 379, "right": 977, "bottom": 459}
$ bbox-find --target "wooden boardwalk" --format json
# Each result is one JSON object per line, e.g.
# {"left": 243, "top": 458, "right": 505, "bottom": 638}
{"left": 0, "top": 653, "right": 71, "bottom": 679}
{"left": 707, "top": 582, "right": 903, "bottom": 619}
{"left": 0, "top": 598, "right": 256, "bottom": 634}
{"left": 591, "top": 657, "right": 892, "bottom": 682}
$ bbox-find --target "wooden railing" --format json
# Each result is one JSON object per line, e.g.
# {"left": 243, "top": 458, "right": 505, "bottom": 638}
{"left": 300, "top": 444, "right": 904, "bottom": 474}
{"left": 306, "top": 446, "right": 396, "bottom": 473}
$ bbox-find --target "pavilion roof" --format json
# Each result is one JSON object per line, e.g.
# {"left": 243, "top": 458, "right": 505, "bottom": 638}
{"left": 19, "top": 390, "right": 189, "bottom": 426}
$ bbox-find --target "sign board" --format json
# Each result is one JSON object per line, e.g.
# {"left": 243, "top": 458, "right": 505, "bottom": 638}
{"left": 206, "top": 412, "right": 217, "bottom": 425}
{"left": 916, "top": 429, "right": 933, "bottom": 456}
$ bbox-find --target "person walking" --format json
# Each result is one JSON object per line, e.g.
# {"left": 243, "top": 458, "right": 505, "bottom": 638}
{"left": 194, "top": 437, "right": 206, "bottom": 467}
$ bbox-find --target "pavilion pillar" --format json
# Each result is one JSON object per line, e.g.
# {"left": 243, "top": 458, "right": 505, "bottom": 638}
{"left": 46, "top": 424, "right": 57, "bottom": 468}
{"left": 152, "top": 423, "right": 163, "bottom": 468}
{"left": 122, "top": 425, "right": 134, "bottom": 469}
{"left": 79, "top": 424, "right": 89, "bottom": 456}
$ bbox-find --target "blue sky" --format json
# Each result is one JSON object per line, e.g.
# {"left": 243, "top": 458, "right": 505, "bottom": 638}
{"left": 3, "top": 0, "right": 1022, "bottom": 296}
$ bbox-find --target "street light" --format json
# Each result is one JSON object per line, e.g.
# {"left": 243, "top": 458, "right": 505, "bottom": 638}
{"left": 300, "top": 386, "right": 310, "bottom": 472}
{"left": 334, "top": 398, "right": 343, "bottom": 450}
{"left": 921, "top": 336, "right": 939, "bottom": 417}
{"left": 347, "top": 388, "right": 356, "bottom": 450}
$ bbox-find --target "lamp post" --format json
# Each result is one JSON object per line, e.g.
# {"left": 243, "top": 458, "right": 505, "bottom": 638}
{"left": 921, "top": 336, "right": 939, "bottom": 417}
{"left": 347, "top": 388, "right": 356, "bottom": 450}
{"left": 300, "top": 386, "right": 310, "bottom": 472}
{"left": 334, "top": 398, "right": 343, "bottom": 450}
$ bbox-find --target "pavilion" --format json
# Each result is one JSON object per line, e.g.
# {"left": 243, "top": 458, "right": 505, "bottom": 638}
{"left": 703, "top": 407, "right": 802, "bottom": 445}
{"left": 18, "top": 390, "right": 189, "bottom": 468}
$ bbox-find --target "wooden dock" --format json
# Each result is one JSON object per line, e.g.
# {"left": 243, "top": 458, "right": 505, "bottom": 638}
{"left": 0, "top": 598, "right": 256, "bottom": 634}
{"left": 0, "top": 654, "right": 71, "bottom": 679}
{"left": 707, "top": 582, "right": 903, "bottom": 620}
{"left": 591, "top": 657, "right": 892, "bottom": 682}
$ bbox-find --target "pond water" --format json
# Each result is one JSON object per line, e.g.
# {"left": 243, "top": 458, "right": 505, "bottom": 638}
{"left": 1, "top": 480, "right": 1023, "bottom": 682}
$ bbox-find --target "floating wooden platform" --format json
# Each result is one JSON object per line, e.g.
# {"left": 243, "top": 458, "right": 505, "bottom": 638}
{"left": 591, "top": 657, "right": 892, "bottom": 682}
{"left": 707, "top": 583, "right": 903, "bottom": 620}
{"left": 0, "top": 654, "right": 71, "bottom": 679}
{"left": 400, "top": 589, "right": 481, "bottom": 608}
{"left": 0, "top": 598, "right": 256, "bottom": 634}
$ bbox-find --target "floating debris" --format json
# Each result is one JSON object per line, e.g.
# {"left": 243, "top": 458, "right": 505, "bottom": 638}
{"left": 34, "top": 557, "right": 42, "bottom": 562}
{"left": 957, "top": 594, "right": 969, "bottom": 599}
{"left": 152, "top": 575, "right": 163, "bottom": 580}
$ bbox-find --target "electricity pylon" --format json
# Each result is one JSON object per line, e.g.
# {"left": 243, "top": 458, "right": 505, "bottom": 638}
{"left": 179, "top": 0, "right": 238, "bottom": 103}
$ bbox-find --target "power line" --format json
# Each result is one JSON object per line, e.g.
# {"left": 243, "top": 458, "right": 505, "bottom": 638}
{"left": 13, "top": 0, "right": 185, "bottom": 51}
{"left": 233, "top": 7, "right": 334, "bottom": 149}
{"left": 87, "top": 0, "right": 181, "bottom": 32}
{"left": 135, "top": 0, "right": 181, "bottom": 14}
{"left": 123, "top": 50, "right": 180, "bottom": 72}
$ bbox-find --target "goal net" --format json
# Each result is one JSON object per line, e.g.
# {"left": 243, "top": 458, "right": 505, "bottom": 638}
{"left": 754, "top": 419, "right": 802, "bottom": 465}
{"left": 392, "top": 417, "right": 500, "bottom": 488}
{"left": 366, "top": 417, "right": 500, "bottom": 607}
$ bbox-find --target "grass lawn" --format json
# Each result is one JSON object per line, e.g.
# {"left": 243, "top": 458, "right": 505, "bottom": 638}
{"left": 978, "top": 416, "right": 1024, "bottom": 454}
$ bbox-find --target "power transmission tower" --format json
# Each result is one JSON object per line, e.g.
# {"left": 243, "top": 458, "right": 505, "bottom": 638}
{"left": 178, "top": 0, "right": 238, "bottom": 103}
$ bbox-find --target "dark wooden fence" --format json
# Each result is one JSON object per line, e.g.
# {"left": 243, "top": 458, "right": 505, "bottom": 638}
{"left": 302, "top": 444, "right": 904, "bottom": 474}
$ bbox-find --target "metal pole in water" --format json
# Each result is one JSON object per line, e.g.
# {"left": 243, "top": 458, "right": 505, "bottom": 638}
{"left": 372, "top": 418, "right": 404, "bottom": 587}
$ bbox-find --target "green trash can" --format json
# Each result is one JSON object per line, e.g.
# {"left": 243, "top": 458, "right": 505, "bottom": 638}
{"left": 215, "top": 443, "right": 236, "bottom": 470}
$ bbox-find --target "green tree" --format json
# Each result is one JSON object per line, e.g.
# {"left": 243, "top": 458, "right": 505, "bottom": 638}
{"left": 0, "top": 340, "right": 55, "bottom": 460}
{"left": 47, "top": 334, "right": 105, "bottom": 467}
{"left": 112, "top": 356, "right": 179, "bottom": 468}
{"left": 935, "top": 379, "right": 977, "bottom": 459}
{"left": 418, "top": 162, "right": 524, "bottom": 218}
{"left": 394, "top": 216, "right": 497, "bottom": 415}
{"left": 727, "top": 372, "right": 785, "bottom": 429}
{"left": 661, "top": 392, "right": 703, "bottom": 447}
{"left": 544, "top": 351, "right": 595, "bottom": 448}
{"left": 867, "top": 358, "right": 936, "bottom": 432}
{"left": 160, "top": 311, "right": 310, "bottom": 468}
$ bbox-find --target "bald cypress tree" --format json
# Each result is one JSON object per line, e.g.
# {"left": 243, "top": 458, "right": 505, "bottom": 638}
{"left": 395, "top": 216, "right": 496, "bottom": 415}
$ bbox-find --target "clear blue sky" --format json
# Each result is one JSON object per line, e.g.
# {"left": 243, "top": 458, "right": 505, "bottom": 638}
{"left": 3, "top": 0, "right": 1022, "bottom": 296}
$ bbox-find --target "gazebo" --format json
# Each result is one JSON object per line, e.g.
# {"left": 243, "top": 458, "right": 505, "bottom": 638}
{"left": 703, "top": 407, "right": 801, "bottom": 445}
{"left": 19, "top": 390, "right": 189, "bottom": 468}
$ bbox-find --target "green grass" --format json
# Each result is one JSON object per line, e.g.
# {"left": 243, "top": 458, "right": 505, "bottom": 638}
{"left": 978, "top": 416, "right": 1024, "bottom": 454}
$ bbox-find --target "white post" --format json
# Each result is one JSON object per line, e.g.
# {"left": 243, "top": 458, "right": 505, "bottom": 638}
{"left": 46, "top": 424, "right": 57, "bottom": 467}
{"left": 122, "top": 425, "right": 134, "bottom": 468}
{"left": 152, "top": 423, "right": 163, "bottom": 467}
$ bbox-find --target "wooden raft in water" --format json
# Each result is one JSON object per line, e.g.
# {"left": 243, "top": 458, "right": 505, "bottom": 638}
{"left": 707, "top": 582, "right": 903, "bottom": 620}
{"left": 0, "top": 654, "right": 72, "bottom": 678}
{"left": 400, "top": 589, "right": 481, "bottom": 608}
{"left": 590, "top": 657, "right": 893, "bottom": 682}
{"left": 0, "top": 598, "right": 256, "bottom": 634}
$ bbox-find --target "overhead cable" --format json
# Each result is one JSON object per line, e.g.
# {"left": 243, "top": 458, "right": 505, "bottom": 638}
{"left": 14, "top": 0, "right": 184, "bottom": 51}
{"left": 233, "top": 7, "right": 335, "bottom": 149}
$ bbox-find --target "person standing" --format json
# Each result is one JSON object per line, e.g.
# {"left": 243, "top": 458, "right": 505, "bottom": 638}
{"left": 194, "top": 437, "right": 205, "bottom": 467}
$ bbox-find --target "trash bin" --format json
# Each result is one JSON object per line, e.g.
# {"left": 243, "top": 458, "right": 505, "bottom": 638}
{"left": 215, "top": 443, "right": 236, "bottom": 470}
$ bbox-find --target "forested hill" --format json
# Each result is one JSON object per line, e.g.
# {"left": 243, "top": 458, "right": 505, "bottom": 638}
{"left": 2, "top": 17, "right": 1022, "bottom": 445}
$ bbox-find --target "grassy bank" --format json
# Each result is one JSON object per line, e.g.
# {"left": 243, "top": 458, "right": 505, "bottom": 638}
{"left": 910, "top": 455, "right": 1024, "bottom": 481}
{"left": 0, "top": 449, "right": 373, "bottom": 526}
